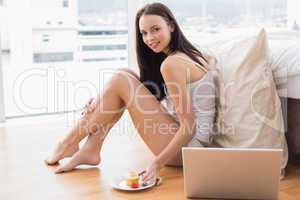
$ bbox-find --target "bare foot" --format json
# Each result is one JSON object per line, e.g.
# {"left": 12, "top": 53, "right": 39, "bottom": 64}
{"left": 54, "top": 143, "right": 101, "bottom": 174}
{"left": 45, "top": 142, "right": 79, "bottom": 165}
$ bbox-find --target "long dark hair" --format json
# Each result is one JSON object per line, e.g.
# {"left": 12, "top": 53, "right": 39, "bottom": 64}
{"left": 135, "top": 2, "right": 207, "bottom": 101}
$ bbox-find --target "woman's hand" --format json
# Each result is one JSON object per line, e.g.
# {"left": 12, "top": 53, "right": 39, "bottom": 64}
{"left": 82, "top": 97, "right": 96, "bottom": 115}
{"left": 141, "top": 159, "right": 163, "bottom": 183}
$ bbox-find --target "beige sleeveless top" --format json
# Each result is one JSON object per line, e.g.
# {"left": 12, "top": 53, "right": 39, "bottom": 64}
{"left": 162, "top": 55, "right": 216, "bottom": 144}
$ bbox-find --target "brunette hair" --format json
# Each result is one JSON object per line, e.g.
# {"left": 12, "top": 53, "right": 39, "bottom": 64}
{"left": 135, "top": 2, "right": 207, "bottom": 101}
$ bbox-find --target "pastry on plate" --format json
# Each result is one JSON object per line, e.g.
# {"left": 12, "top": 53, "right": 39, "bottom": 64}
{"left": 125, "top": 171, "right": 140, "bottom": 188}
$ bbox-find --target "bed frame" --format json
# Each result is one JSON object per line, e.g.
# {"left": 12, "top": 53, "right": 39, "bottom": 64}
{"left": 286, "top": 98, "right": 300, "bottom": 156}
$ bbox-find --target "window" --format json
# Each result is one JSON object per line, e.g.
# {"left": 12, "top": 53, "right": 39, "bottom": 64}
{"left": 83, "top": 57, "right": 126, "bottom": 62}
{"left": 1, "top": 0, "right": 297, "bottom": 119}
{"left": 79, "top": 30, "right": 128, "bottom": 36}
{"left": 82, "top": 44, "right": 126, "bottom": 51}
{"left": 78, "top": 0, "right": 128, "bottom": 64}
{"left": 63, "top": 0, "right": 69, "bottom": 8}
{"left": 139, "top": 0, "right": 290, "bottom": 46}
{"left": 33, "top": 52, "right": 74, "bottom": 63}
{"left": 1, "top": 0, "right": 128, "bottom": 118}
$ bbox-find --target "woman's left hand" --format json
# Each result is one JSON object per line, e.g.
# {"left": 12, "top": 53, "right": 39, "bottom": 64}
{"left": 141, "top": 159, "right": 162, "bottom": 183}
{"left": 82, "top": 97, "right": 96, "bottom": 116}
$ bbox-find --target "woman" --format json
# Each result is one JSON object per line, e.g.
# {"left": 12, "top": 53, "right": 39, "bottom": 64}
{"left": 45, "top": 2, "right": 216, "bottom": 182}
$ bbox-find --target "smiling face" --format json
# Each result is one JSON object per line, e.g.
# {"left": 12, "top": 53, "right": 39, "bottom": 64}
{"left": 139, "top": 14, "right": 174, "bottom": 54}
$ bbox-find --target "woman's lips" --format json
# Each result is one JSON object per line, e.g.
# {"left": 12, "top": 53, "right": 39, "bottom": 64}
{"left": 149, "top": 42, "right": 160, "bottom": 49}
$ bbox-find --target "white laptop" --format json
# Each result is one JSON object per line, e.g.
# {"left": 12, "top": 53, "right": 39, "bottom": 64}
{"left": 182, "top": 147, "right": 282, "bottom": 200}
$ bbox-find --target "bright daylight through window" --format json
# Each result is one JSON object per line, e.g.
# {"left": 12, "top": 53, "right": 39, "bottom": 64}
{"left": 0, "top": 0, "right": 299, "bottom": 119}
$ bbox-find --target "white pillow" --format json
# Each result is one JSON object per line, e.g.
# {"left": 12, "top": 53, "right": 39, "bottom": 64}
{"left": 212, "top": 29, "right": 288, "bottom": 172}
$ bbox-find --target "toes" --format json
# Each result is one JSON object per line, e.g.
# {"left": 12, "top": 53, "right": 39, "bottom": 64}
{"left": 55, "top": 166, "right": 66, "bottom": 174}
{"left": 54, "top": 157, "right": 79, "bottom": 174}
{"left": 46, "top": 144, "right": 79, "bottom": 166}
{"left": 55, "top": 163, "right": 74, "bottom": 174}
{"left": 45, "top": 157, "right": 59, "bottom": 165}
{"left": 52, "top": 148, "right": 101, "bottom": 174}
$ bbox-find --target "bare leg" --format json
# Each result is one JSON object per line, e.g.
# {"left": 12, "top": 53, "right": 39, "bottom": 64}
{"left": 53, "top": 68, "right": 182, "bottom": 173}
{"left": 53, "top": 134, "right": 103, "bottom": 173}
{"left": 46, "top": 69, "right": 136, "bottom": 165}
{"left": 45, "top": 142, "right": 79, "bottom": 165}
{"left": 45, "top": 79, "right": 126, "bottom": 165}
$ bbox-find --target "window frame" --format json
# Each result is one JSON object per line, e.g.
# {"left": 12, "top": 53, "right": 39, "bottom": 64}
{"left": 127, "top": 0, "right": 139, "bottom": 72}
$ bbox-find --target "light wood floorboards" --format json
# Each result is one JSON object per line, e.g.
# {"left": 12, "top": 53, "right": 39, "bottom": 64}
{"left": 0, "top": 113, "right": 300, "bottom": 200}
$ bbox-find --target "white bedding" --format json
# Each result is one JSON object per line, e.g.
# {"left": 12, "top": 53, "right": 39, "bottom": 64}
{"left": 201, "top": 30, "right": 300, "bottom": 99}
{"left": 269, "top": 34, "right": 300, "bottom": 99}
{"left": 276, "top": 75, "right": 300, "bottom": 99}
{"left": 287, "top": 76, "right": 300, "bottom": 99}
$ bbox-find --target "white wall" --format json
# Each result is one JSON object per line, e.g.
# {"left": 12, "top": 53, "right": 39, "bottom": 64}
{"left": 0, "top": 38, "right": 5, "bottom": 122}
{"left": 7, "top": 0, "right": 33, "bottom": 67}
{"left": 287, "top": 0, "right": 300, "bottom": 29}
{"left": 0, "top": 3, "right": 6, "bottom": 121}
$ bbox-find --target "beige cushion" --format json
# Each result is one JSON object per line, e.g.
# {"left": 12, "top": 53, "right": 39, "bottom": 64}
{"left": 212, "top": 29, "right": 288, "bottom": 171}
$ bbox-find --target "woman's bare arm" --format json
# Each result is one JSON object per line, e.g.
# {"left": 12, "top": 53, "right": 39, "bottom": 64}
{"left": 155, "top": 56, "right": 206, "bottom": 167}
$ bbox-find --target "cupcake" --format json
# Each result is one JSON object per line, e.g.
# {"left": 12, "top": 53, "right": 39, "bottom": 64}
{"left": 125, "top": 171, "right": 140, "bottom": 188}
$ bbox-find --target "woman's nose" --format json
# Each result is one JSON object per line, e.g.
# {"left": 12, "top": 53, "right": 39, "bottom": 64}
{"left": 146, "top": 33, "right": 155, "bottom": 42}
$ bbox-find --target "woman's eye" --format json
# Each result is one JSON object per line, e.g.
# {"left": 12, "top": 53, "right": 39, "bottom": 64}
{"left": 153, "top": 28, "right": 160, "bottom": 32}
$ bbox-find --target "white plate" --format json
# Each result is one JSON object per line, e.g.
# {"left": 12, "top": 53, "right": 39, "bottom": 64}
{"left": 111, "top": 176, "right": 159, "bottom": 191}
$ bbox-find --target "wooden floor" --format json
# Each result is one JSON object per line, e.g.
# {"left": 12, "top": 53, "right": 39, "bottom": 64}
{"left": 1, "top": 113, "right": 300, "bottom": 200}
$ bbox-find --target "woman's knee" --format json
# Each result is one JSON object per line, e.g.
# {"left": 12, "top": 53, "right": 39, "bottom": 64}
{"left": 108, "top": 68, "right": 138, "bottom": 86}
{"left": 107, "top": 68, "right": 140, "bottom": 92}
{"left": 116, "top": 68, "right": 140, "bottom": 80}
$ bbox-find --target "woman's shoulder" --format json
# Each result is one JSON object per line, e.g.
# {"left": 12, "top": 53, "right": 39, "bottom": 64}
{"left": 160, "top": 53, "right": 194, "bottom": 79}
{"left": 168, "top": 51, "right": 190, "bottom": 60}
{"left": 163, "top": 52, "right": 191, "bottom": 66}
{"left": 174, "top": 51, "right": 209, "bottom": 63}
{"left": 166, "top": 51, "right": 209, "bottom": 69}
{"left": 161, "top": 52, "right": 189, "bottom": 72}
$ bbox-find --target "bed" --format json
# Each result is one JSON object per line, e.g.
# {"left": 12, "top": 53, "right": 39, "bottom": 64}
{"left": 269, "top": 34, "right": 300, "bottom": 155}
